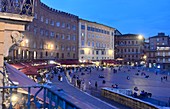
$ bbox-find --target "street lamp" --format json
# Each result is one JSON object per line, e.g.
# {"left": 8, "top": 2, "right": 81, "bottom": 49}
{"left": 138, "top": 35, "right": 143, "bottom": 40}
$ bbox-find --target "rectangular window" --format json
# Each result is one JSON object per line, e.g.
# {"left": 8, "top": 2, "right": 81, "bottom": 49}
{"left": 80, "top": 50, "right": 84, "bottom": 54}
{"left": 81, "top": 33, "right": 85, "bottom": 37}
{"left": 45, "top": 30, "right": 49, "bottom": 37}
{"left": 50, "top": 31, "right": 55, "bottom": 38}
{"left": 88, "top": 41, "right": 90, "bottom": 46}
{"left": 81, "top": 40, "right": 85, "bottom": 46}
{"left": 40, "top": 16, "right": 44, "bottom": 22}
{"left": 51, "top": 20, "right": 54, "bottom": 26}
{"left": 72, "top": 35, "right": 76, "bottom": 41}
{"left": 61, "top": 45, "right": 65, "bottom": 51}
{"left": 87, "top": 26, "right": 91, "bottom": 31}
{"left": 96, "top": 51, "right": 99, "bottom": 55}
{"left": 62, "top": 23, "right": 65, "bottom": 28}
{"left": 72, "top": 25, "right": 76, "bottom": 30}
{"left": 56, "top": 33, "right": 60, "bottom": 39}
{"left": 40, "top": 29, "right": 44, "bottom": 36}
{"left": 34, "top": 28, "right": 37, "bottom": 35}
{"left": 67, "top": 35, "right": 70, "bottom": 40}
{"left": 67, "top": 24, "right": 70, "bottom": 29}
{"left": 46, "top": 18, "right": 48, "bottom": 24}
{"left": 67, "top": 47, "right": 70, "bottom": 51}
{"left": 56, "top": 22, "right": 60, "bottom": 27}
{"left": 88, "top": 34, "right": 90, "bottom": 38}
{"left": 81, "top": 25, "right": 85, "bottom": 29}
{"left": 72, "top": 46, "right": 76, "bottom": 51}
{"left": 62, "top": 34, "right": 65, "bottom": 39}
{"left": 92, "top": 41, "right": 94, "bottom": 47}
{"left": 34, "top": 13, "right": 37, "bottom": 19}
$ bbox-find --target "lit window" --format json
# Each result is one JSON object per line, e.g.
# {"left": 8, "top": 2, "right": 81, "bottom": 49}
{"left": 163, "top": 58, "right": 165, "bottom": 62}
{"left": 157, "top": 38, "right": 160, "bottom": 41}
{"left": 34, "top": 51, "right": 36, "bottom": 59}
{"left": 81, "top": 33, "right": 85, "bottom": 37}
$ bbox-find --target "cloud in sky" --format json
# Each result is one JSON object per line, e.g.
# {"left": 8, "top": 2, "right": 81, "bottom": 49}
{"left": 41, "top": 0, "right": 170, "bottom": 38}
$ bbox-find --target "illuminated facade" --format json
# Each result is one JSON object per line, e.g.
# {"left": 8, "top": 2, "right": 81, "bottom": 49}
{"left": 147, "top": 33, "right": 170, "bottom": 69}
{"left": 115, "top": 34, "right": 145, "bottom": 65}
{"left": 79, "top": 19, "right": 115, "bottom": 62}
{"left": 9, "top": 0, "right": 79, "bottom": 61}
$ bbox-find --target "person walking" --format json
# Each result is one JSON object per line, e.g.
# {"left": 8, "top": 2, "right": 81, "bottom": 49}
{"left": 95, "top": 81, "right": 98, "bottom": 89}
{"left": 88, "top": 80, "right": 91, "bottom": 89}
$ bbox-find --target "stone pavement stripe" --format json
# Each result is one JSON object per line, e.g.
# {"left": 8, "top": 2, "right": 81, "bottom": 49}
{"left": 65, "top": 77, "right": 120, "bottom": 109}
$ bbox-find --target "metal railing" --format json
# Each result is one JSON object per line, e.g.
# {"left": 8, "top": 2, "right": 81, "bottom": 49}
{"left": 0, "top": 85, "right": 81, "bottom": 109}
{"left": 0, "top": 0, "right": 34, "bottom": 16}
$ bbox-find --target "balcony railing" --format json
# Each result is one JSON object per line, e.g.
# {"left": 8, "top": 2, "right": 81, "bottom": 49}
{"left": 0, "top": 85, "right": 81, "bottom": 109}
{"left": 0, "top": 0, "right": 34, "bottom": 16}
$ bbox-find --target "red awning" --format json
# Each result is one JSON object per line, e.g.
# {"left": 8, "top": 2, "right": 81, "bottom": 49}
{"left": 34, "top": 64, "right": 56, "bottom": 69}
{"left": 102, "top": 60, "right": 118, "bottom": 64}
{"left": 10, "top": 63, "right": 26, "bottom": 70}
{"left": 57, "top": 60, "right": 80, "bottom": 65}
{"left": 19, "top": 67, "right": 39, "bottom": 75}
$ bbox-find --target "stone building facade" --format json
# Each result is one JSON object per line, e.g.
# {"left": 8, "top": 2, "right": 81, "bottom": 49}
{"left": 147, "top": 33, "right": 170, "bottom": 69}
{"left": 115, "top": 34, "right": 145, "bottom": 66}
{"left": 79, "top": 19, "right": 115, "bottom": 62}
{"left": 9, "top": 0, "right": 79, "bottom": 61}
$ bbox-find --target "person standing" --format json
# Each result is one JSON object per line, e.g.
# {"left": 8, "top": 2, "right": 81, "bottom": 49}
{"left": 95, "top": 81, "right": 98, "bottom": 89}
{"left": 88, "top": 80, "right": 91, "bottom": 89}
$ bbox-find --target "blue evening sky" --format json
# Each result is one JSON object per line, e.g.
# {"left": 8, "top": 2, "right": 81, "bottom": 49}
{"left": 41, "top": 0, "right": 170, "bottom": 38}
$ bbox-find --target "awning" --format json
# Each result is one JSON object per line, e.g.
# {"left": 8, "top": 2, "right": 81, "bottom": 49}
{"left": 10, "top": 63, "right": 26, "bottom": 70}
{"left": 57, "top": 60, "right": 80, "bottom": 65}
{"left": 19, "top": 67, "right": 39, "bottom": 75}
{"left": 101, "top": 60, "right": 118, "bottom": 64}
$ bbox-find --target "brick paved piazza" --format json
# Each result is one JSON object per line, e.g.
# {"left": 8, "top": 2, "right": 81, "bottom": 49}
{"left": 70, "top": 66, "right": 170, "bottom": 103}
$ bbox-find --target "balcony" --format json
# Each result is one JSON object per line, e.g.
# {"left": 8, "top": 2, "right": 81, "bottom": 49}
{"left": 0, "top": 0, "right": 34, "bottom": 16}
